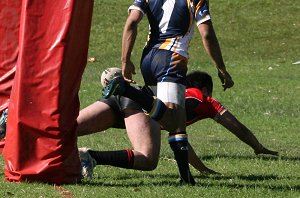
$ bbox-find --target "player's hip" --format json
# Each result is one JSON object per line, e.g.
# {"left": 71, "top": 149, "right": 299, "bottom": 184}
{"left": 140, "top": 48, "right": 188, "bottom": 86}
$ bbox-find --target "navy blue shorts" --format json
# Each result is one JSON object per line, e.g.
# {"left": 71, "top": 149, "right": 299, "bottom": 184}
{"left": 140, "top": 48, "right": 188, "bottom": 86}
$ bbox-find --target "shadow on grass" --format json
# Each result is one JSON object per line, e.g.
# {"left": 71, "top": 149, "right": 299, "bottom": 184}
{"left": 195, "top": 180, "right": 300, "bottom": 192}
{"left": 196, "top": 173, "right": 300, "bottom": 182}
{"left": 77, "top": 172, "right": 300, "bottom": 192}
{"left": 200, "top": 153, "right": 300, "bottom": 161}
{"left": 78, "top": 173, "right": 180, "bottom": 187}
{"left": 196, "top": 173, "right": 300, "bottom": 192}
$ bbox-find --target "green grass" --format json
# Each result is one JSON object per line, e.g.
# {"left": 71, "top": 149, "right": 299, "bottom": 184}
{"left": 1, "top": 0, "right": 300, "bottom": 197}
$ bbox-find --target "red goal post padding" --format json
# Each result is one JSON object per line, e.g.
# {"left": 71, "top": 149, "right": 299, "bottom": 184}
{"left": 0, "top": 0, "right": 21, "bottom": 153}
{"left": 3, "top": 0, "right": 94, "bottom": 184}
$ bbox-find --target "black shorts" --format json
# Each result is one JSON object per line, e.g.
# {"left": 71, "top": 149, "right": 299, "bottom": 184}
{"left": 100, "top": 95, "right": 143, "bottom": 129}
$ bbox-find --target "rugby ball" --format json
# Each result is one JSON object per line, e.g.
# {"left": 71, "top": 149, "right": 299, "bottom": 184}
{"left": 100, "top": 67, "right": 122, "bottom": 87}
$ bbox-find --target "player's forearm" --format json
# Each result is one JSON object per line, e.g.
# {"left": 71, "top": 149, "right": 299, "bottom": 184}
{"left": 121, "top": 21, "right": 138, "bottom": 63}
{"left": 216, "top": 111, "right": 262, "bottom": 151}
{"left": 202, "top": 31, "right": 227, "bottom": 72}
{"left": 188, "top": 143, "right": 210, "bottom": 172}
{"left": 198, "top": 22, "right": 227, "bottom": 73}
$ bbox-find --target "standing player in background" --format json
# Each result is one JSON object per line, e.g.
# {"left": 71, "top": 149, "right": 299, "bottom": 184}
{"left": 102, "top": 0, "right": 234, "bottom": 185}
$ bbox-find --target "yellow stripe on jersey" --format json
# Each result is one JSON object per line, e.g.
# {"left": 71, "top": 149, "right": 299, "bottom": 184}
{"left": 159, "top": 38, "right": 173, "bottom": 50}
{"left": 195, "top": 0, "right": 205, "bottom": 14}
{"left": 159, "top": 37, "right": 180, "bottom": 55}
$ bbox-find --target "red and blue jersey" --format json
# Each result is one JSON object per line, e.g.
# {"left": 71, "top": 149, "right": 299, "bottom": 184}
{"left": 185, "top": 88, "right": 225, "bottom": 126}
{"left": 129, "top": 0, "right": 211, "bottom": 58}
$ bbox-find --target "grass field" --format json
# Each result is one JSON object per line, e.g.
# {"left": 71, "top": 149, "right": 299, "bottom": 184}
{"left": 1, "top": 0, "right": 300, "bottom": 197}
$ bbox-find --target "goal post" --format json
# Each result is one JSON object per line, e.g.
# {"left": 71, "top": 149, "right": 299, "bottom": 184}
{"left": 3, "top": 0, "right": 94, "bottom": 184}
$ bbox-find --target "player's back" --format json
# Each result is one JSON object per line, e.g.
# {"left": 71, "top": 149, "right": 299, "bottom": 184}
{"left": 146, "top": 0, "right": 193, "bottom": 40}
{"left": 130, "top": 0, "right": 207, "bottom": 57}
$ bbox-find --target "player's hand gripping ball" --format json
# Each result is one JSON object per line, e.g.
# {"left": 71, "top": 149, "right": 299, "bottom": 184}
{"left": 100, "top": 67, "right": 122, "bottom": 87}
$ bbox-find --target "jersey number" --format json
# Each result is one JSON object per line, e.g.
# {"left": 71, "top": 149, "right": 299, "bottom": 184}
{"left": 159, "top": 0, "right": 175, "bottom": 33}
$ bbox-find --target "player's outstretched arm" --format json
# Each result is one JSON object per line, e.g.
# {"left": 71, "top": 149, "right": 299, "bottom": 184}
{"left": 215, "top": 110, "right": 278, "bottom": 156}
{"left": 188, "top": 143, "right": 221, "bottom": 175}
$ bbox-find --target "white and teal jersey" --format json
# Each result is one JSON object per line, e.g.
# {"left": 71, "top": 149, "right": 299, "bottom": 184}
{"left": 129, "top": 0, "right": 211, "bottom": 58}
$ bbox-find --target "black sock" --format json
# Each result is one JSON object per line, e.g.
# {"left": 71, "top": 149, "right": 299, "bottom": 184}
{"left": 168, "top": 133, "right": 195, "bottom": 185}
{"left": 123, "top": 85, "right": 154, "bottom": 112}
{"left": 88, "top": 149, "right": 134, "bottom": 169}
{"left": 123, "top": 85, "right": 166, "bottom": 121}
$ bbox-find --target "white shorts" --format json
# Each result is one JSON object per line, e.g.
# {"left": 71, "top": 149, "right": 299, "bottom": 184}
{"left": 150, "top": 82, "right": 186, "bottom": 107}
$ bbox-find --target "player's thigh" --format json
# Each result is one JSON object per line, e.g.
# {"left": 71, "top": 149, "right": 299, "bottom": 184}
{"left": 77, "top": 101, "right": 117, "bottom": 136}
{"left": 157, "top": 82, "right": 187, "bottom": 132}
{"left": 124, "top": 109, "right": 161, "bottom": 158}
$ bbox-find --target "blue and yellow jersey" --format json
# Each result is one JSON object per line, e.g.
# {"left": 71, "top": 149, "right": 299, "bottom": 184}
{"left": 129, "top": 0, "right": 211, "bottom": 58}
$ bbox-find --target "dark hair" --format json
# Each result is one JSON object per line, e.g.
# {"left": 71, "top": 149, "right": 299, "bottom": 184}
{"left": 186, "top": 71, "right": 213, "bottom": 94}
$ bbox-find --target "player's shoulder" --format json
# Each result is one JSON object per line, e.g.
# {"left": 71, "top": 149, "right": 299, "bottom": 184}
{"left": 186, "top": 88, "right": 204, "bottom": 100}
{"left": 192, "top": 0, "right": 209, "bottom": 5}
{"left": 192, "top": 0, "right": 202, "bottom": 4}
